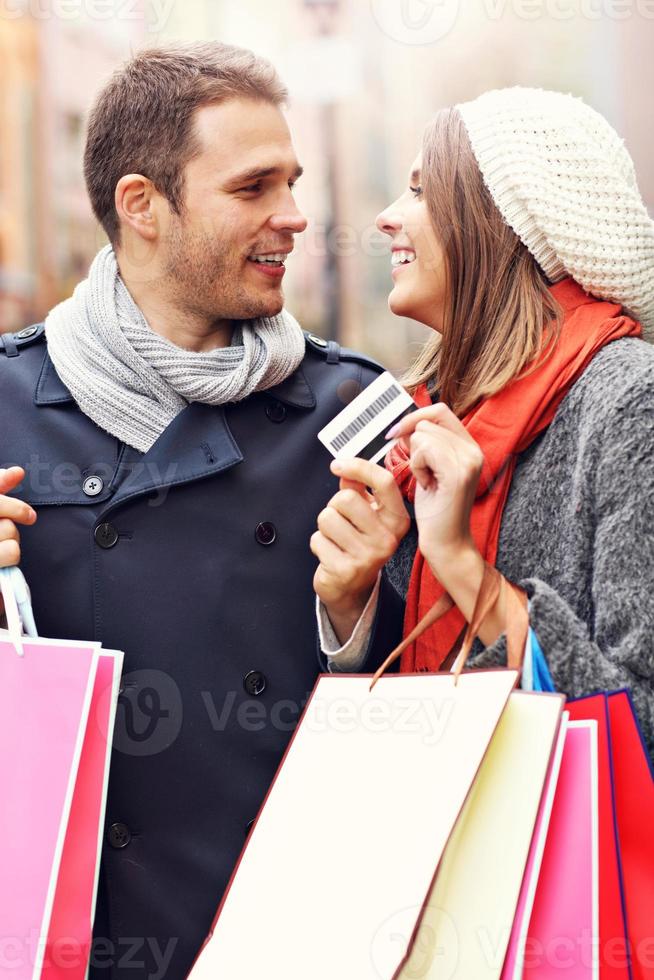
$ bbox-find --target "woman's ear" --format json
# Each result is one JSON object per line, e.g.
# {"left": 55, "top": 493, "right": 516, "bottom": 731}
{"left": 114, "top": 174, "right": 158, "bottom": 242}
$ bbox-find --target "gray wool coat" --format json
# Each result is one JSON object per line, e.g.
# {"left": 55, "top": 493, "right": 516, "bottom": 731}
{"left": 382, "top": 335, "right": 654, "bottom": 759}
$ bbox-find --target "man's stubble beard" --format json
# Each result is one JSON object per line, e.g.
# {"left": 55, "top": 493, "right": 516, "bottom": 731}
{"left": 163, "top": 220, "right": 284, "bottom": 323}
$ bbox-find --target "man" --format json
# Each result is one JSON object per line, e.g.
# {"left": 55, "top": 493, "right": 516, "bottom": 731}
{"left": 0, "top": 43, "right": 403, "bottom": 979}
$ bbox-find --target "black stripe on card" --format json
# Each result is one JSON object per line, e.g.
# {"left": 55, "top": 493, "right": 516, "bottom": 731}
{"left": 356, "top": 404, "right": 415, "bottom": 462}
{"left": 329, "top": 382, "right": 404, "bottom": 452}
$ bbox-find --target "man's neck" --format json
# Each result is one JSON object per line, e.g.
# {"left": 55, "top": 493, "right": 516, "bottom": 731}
{"left": 119, "top": 264, "right": 234, "bottom": 353}
{"left": 140, "top": 299, "right": 234, "bottom": 353}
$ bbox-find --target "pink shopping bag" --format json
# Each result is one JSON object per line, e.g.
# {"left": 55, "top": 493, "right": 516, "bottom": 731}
{"left": 519, "top": 719, "right": 599, "bottom": 979}
{"left": 42, "top": 651, "right": 122, "bottom": 980}
{"left": 0, "top": 567, "right": 122, "bottom": 980}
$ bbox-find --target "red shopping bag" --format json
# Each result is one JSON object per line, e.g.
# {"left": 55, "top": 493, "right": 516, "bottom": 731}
{"left": 606, "top": 691, "right": 654, "bottom": 980}
{"left": 566, "top": 691, "right": 654, "bottom": 980}
{"left": 564, "top": 695, "right": 631, "bottom": 978}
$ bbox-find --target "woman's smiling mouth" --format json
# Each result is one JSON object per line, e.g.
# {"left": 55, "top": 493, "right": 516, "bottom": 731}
{"left": 391, "top": 248, "right": 416, "bottom": 277}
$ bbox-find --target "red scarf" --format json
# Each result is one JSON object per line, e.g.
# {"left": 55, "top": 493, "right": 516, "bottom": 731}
{"left": 385, "top": 279, "right": 642, "bottom": 673}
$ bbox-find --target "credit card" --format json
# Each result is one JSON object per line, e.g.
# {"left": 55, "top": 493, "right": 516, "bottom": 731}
{"left": 318, "top": 371, "right": 416, "bottom": 464}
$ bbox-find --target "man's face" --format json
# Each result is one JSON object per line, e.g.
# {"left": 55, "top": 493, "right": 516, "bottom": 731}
{"left": 159, "top": 98, "right": 307, "bottom": 323}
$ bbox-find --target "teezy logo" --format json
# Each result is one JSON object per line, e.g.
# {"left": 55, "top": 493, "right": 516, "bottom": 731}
{"left": 370, "top": 0, "right": 460, "bottom": 44}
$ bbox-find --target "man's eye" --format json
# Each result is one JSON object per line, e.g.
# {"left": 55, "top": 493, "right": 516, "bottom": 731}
{"left": 238, "top": 182, "right": 262, "bottom": 194}
{"left": 410, "top": 185, "right": 423, "bottom": 198}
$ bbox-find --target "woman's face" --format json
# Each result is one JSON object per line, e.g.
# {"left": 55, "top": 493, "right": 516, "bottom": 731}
{"left": 376, "top": 154, "right": 448, "bottom": 332}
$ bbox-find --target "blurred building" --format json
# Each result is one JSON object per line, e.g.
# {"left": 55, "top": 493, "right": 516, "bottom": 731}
{"left": 37, "top": 10, "right": 147, "bottom": 310}
{"left": 156, "top": 0, "right": 654, "bottom": 371}
{"left": 0, "top": 13, "right": 39, "bottom": 328}
{"left": 1, "top": 0, "right": 653, "bottom": 367}
{"left": 0, "top": 1, "right": 145, "bottom": 330}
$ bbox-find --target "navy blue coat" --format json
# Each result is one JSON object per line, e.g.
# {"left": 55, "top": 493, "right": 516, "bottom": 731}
{"left": 0, "top": 323, "right": 403, "bottom": 979}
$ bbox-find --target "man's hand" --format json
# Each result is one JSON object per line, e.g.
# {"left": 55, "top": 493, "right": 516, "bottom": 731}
{"left": 0, "top": 467, "right": 37, "bottom": 617}
{"left": 310, "top": 458, "right": 409, "bottom": 645}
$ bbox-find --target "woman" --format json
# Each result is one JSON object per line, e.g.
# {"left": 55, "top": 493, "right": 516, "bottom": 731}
{"left": 311, "top": 87, "right": 654, "bottom": 754}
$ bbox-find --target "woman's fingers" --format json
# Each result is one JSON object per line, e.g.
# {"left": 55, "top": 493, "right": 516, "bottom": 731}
{"left": 328, "top": 488, "right": 382, "bottom": 536}
{"left": 409, "top": 436, "right": 437, "bottom": 492}
{"left": 409, "top": 423, "right": 483, "bottom": 489}
{"left": 313, "top": 457, "right": 410, "bottom": 614}
{"left": 386, "top": 402, "right": 476, "bottom": 446}
{"left": 329, "top": 457, "right": 410, "bottom": 531}
{"left": 412, "top": 420, "right": 484, "bottom": 470}
{"left": 317, "top": 505, "right": 363, "bottom": 554}
{"left": 330, "top": 457, "right": 398, "bottom": 501}
{"left": 310, "top": 529, "right": 347, "bottom": 568}
{"left": 338, "top": 477, "right": 375, "bottom": 505}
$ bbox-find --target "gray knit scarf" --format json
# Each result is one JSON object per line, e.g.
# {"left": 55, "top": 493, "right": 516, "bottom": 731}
{"left": 45, "top": 245, "right": 306, "bottom": 453}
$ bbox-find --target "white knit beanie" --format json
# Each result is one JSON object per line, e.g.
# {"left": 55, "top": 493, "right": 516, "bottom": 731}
{"left": 456, "top": 87, "right": 654, "bottom": 339}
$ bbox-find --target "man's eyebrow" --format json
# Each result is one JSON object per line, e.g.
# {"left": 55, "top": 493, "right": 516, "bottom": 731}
{"left": 410, "top": 168, "right": 421, "bottom": 185}
{"left": 226, "top": 164, "right": 304, "bottom": 185}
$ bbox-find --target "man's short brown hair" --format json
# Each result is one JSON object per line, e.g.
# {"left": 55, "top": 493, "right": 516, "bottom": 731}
{"left": 84, "top": 42, "right": 288, "bottom": 245}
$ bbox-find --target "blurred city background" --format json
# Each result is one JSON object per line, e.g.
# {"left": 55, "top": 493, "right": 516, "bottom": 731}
{"left": 1, "top": 0, "right": 653, "bottom": 372}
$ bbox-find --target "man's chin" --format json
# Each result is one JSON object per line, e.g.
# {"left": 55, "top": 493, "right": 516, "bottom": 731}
{"left": 245, "top": 290, "right": 285, "bottom": 321}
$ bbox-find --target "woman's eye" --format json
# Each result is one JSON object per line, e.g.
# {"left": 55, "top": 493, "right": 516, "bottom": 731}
{"left": 410, "top": 185, "right": 423, "bottom": 198}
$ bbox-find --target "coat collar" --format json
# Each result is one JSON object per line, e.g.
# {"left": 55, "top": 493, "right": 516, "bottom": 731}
{"left": 264, "top": 364, "right": 315, "bottom": 408}
{"left": 33, "top": 347, "right": 317, "bottom": 512}
{"left": 34, "top": 347, "right": 316, "bottom": 410}
{"left": 34, "top": 349, "right": 75, "bottom": 405}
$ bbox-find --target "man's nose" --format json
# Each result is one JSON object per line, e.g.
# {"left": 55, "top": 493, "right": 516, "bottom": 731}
{"left": 269, "top": 201, "right": 308, "bottom": 235}
{"left": 376, "top": 205, "right": 402, "bottom": 237}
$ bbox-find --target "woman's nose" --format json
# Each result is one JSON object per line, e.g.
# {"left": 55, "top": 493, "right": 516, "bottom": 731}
{"left": 376, "top": 204, "right": 402, "bottom": 237}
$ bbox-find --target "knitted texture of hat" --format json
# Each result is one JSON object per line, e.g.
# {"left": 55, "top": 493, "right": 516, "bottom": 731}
{"left": 456, "top": 87, "right": 654, "bottom": 339}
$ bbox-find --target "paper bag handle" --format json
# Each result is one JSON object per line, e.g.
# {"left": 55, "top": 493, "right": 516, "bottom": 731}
{"left": 0, "top": 565, "right": 38, "bottom": 656}
{"left": 369, "top": 561, "right": 528, "bottom": 691}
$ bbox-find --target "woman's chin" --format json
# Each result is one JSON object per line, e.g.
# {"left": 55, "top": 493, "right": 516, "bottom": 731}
{"left": 388, "top": 292, "right": 442, "bottom": 332}
{"left": 388, "top": 290, "right": 414, "bottom": 319}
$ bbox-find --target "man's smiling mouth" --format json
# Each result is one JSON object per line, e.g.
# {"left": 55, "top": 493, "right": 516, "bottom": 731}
{"left": 247, "top": 251, "right": 292, "bottom": 268}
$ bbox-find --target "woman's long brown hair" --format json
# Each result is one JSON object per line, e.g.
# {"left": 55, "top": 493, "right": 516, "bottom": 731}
{"left": 401, "top": 107, "right": 563, "bottom": 416}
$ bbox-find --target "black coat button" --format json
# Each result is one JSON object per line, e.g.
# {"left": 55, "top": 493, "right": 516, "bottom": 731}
{"left": 265, "top": 401, "right": 287, "bottom": 423}
{"left": 243, "top": 670, "right": 267, "bottom": 696}
{"left": 94, "top": 523, "right": 119, "bottom": 549}
{"left": 107, "top": 822, "right": 131, "bottom": 849}
{"left": 245, "top": 818, "right": 255, "bottom": 836}
{"left": 254, "top": 522, "right": 276, "bottom": 546}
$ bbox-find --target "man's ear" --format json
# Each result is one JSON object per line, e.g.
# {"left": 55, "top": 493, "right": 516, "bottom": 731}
{"left": 115, "top": 174, "right": 159, "bottom": 242}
